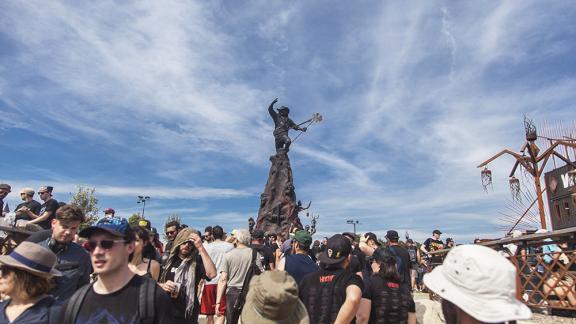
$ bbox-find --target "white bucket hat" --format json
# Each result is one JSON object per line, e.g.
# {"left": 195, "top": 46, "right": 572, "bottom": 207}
{"left": 423, "top": 244, "right": 532, "bottom": 323}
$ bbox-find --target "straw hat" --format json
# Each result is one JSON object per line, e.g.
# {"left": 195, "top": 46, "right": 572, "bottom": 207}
{"left": 0, "top": 242, "right": 62, "bottom": 278}
{"left": 241, "top": 271, "right": 309, "bottom": 324}
{"left": 423, "top": 244, "right": 531, "bottom": 323}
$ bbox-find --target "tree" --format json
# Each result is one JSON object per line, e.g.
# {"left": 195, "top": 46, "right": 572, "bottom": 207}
{"left": 69, "top": 186, "right": 99, "bottom": 229}
{"left": 128, "top": 213, "right": 141, "bottom": 226}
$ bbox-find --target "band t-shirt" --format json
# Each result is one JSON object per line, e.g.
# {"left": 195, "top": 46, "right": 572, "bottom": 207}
{"left": 362, "top": 275, "right": 414, "bottom": 324}
{"left": 38, "top": 198, "right": 59, "bottom": 229}
{"left": 423, "top": 238, "right": 445, "bottom": 264}
{"left": 15, "top": 200, "right": 42, "bottom": 220}
{"left": 299, "top": 268, "right": 364, "bottom": 324}
{"left": 71, "top": 275, "right": 174, "bottom": 324}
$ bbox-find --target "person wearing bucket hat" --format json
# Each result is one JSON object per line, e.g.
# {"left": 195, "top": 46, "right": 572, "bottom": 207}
{"left": 241, "top": 271, "right": 310, "bottom": 324}
{"left": 0, "top": 241, "right": 61, "bottom": 323}
{"left": 277, "top": 230, "right": 318, "bottom": 284}
{"left": 299, "top": 234, "right": 364, "bottom": 324}
{"left": 59, "top": 216, "right": 176, "bottom": 324}
{"left": 423, "top": 244, "right": 532, "bottom": 323}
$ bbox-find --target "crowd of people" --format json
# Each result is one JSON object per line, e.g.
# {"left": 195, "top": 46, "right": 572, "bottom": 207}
{"left": 0, "top": 183, "right": 540, "bottom": 323}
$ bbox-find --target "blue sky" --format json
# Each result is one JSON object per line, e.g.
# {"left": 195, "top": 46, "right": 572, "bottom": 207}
{"left": 1, "top": 1, "right": 575, "bottom": 243}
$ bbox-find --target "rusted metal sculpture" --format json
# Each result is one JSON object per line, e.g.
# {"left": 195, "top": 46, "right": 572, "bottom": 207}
{"left": 256, "top": 99, "right": 322, "bottom": 238}
{"left": 478, "top": 117, "right": 576, "bottom": 229}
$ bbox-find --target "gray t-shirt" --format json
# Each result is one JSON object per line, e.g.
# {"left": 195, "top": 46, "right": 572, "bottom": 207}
{"left": 204, "top": 240, "right": 234, "bottom": 284}
{"left": 221, "top": 247, "right": 263, "bottom": 291}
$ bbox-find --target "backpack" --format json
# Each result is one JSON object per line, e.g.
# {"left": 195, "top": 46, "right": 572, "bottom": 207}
{"left": 231, "top": 248, "right": 262, "bottom": 324}
{"left": 62, "top": 276, "right": 156, "bottom": 324}
{"left": 387, "top": 246, "right": 407, "bottom": 284}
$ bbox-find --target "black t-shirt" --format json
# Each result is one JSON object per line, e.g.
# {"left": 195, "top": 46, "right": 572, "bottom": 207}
{"left": 386, "top": 245, "right": 412, "bottom": 286}
{"left": 250, "top": 243, "right": 275, "bottom": 270}
{"left": 423, "top": 238, "right": 444, "bottom": 263}
{"left": 38, "top": 198, "right": 59, "bottom": 229}
{"left": 362, "top": 275, "right": 414, "bottom": 324}
{"left": 15, "top": 200, "right": 42, "bottom": 220}
{"left": 299, "top": 268, "right": 364, "bottom": 324}
{"left": 164, "top": 254, "right": 207, "bottom": 321}
{"left": 67, "top": 275, "right": 174, "bottom": 324}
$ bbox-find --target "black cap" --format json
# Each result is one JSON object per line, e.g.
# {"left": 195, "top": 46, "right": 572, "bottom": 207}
{"left": 433, "top": 229, "right": 442, "bottom": 235}
{"left": 446, "top": 237, "right": 453, "bottom": 243}
{"left": 386, "top": 230, "right": 399, "bottom": 240}
{"left": 364, "top": 232, "right": 381, "bottom": 245}
{"left": 406, "top": 238, "right": 414, "bottom": 244}
{"left": 319, "top": 234, "right": 352, "bottom": 265}
{"left": 252, "top": 229, "right": 264, "bottom": 240}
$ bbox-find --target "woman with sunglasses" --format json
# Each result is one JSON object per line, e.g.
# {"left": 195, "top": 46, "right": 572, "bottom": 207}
{"left": 129, "top": 226, "right": 161, "bottom": 281}
{"left": 0, "top": 242, "right": 62, "bottom": 324}
{"left": 356, "top": 248, "right": 414, "bottom": 324}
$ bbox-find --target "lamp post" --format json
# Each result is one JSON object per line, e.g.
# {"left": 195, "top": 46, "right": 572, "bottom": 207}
{"left": 137, "top": 196, "right": 150, "bottom": 219}
{"left": 346, "top": 220, "right": 359, "bottom": 235}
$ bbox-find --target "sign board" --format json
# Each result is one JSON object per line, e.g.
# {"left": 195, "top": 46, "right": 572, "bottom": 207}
{"left": 545, "top": 164, "right": 576, "bottom": 230}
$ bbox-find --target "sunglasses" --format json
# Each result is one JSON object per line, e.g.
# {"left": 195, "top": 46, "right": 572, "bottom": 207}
{"left": 86, "top": 239, "right": 126, "bottom": 252}
{"left": 166, "top": 230, "right": 177, "bottom": 236}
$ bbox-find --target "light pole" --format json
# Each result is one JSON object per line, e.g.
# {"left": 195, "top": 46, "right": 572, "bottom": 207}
{"left": 137, "top": 196, "right": 150, "bottom": 219}
{"left": 346, "top": 220, "right": 359, "bottom": 235}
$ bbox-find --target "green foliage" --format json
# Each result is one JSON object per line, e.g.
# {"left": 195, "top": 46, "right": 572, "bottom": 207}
{"left": 69, "top": 186, "right": 99, "bottom": 229}
{"left": 128, "top": 213, "right": 141, "bottom": 226}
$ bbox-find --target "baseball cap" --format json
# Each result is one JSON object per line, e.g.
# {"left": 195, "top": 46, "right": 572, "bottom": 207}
{"left": 241, "top": 271, "right": 308, "bottom": 324}
{"left": 433, "top": 229, "right": 442, "bottom": 235}
{"left": 385, "top": 230, "right": 399, "bottom": 240}
{"left": 0, "top": 184, "right": 11, "bottom": 192}
{"left": 252, "top": 229, "right": 265, "bottom": 240}
{"left": 342, "top": 232, "right": 355, "bottom": 241}
{"left": 79, "top": 216, "right": 131, "bottom": 238}
{"left": 103, "top": 208, "right": 115, "bottom": 215}
{"left": 138, "top": 219, "right": 151, "bottom": 230}
{"left": 293, "top": 230, "right": 312, "bottom": 246}
{"left": 423, "top": 245, "right": 532, "bottom": 323}
{"left": 319, "top": 234, "right": 352, "bottom": 265}
{"left": 364, "top": 232, "right": 381, "bottom": 245}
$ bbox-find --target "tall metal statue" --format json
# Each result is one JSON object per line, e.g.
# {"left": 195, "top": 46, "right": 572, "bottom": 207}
{"left": 256, "top": 98, "right": 322, "bottom": 238}
{"left": 268, "top": 98, "right": 308, "bottom": 153}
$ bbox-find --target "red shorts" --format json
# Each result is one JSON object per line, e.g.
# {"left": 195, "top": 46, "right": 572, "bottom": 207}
{"left": 200, "top": 284, "right": 226, "bottom": 315}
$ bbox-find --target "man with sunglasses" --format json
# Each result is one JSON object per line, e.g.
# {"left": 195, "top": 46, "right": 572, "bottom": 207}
{"left": 60, "top": 216, "right": 175, "bottom": 323}
{"left": 0, "top": 184, "right": 11, "bottom": 217}
{"left": 163, "top": 220, "right": 181, "bottom": 264}
{"left": 14, "top": 187, "right": 42, "bottom": 221}
{"left": 23, "top": 186, "right": 60, "bottom": 229}
{"left": 159, "top": 227, "right": 217, "bottom": 324}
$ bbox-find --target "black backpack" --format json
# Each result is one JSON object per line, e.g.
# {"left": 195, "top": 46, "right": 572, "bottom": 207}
{"left": 62, "top": 277, "right": 156, "bottom": 324}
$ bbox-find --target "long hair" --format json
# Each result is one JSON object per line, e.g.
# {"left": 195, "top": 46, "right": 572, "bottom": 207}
{"left": 132, "top": 226, "right": 156, "bottom": 261}
{"left": 375, "top": 249, "right": 400, "bottom": 282}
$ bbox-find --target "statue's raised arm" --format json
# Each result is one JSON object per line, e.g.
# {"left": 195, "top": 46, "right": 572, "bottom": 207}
{"left": 268, "top": 98, "right": 278, "bottom": 125}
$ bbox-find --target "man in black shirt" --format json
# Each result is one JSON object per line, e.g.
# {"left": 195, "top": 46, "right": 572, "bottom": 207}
{"left": 60, "top": 216, "right": 175, "bottom": 323}
{"left": 15, "top": 187, "right": 42, "bottom": 220}
{"left": 0, "top": 183, "right": 11, "bottom": 217}
{"left": 421, "top": 229, "right": 445, "bottom": 266}
{"left": 299, "top": 234, "right": 363, "bottom": 324}
{"left": 159, "top": 227, "right": 216, "bottom": 324}
{"left": 250, "top": 229, "right": 275, "bottom": 270}
{"left": 23, "top": 186, "right": 59, "bottom": 229}
{"left": 385, "top": 230, "right": 412, "bottom": 291}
